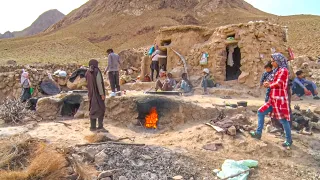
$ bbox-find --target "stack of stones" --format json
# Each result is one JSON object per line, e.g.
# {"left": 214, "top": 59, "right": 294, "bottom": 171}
{"left": 0, "top": 63, "right": 79, "bottom": 101}
{"left": 291, "top": 56, "right": 320, "bottom": 85}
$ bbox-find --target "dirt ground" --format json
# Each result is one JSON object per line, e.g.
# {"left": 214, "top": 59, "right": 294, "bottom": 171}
{"left": 0, "top": 95, "right": 319, "bottom": 179}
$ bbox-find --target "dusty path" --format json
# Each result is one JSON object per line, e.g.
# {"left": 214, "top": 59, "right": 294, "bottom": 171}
{"left": 18, "top": 118, "right": 320, "bottom": 179}
{"left": 0, "top": 95, "right": 319, "bottom": 179}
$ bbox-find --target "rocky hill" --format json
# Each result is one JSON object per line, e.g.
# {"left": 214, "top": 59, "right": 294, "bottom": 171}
{"left": 0, "top": 31, "right": 14, "bottom": 39}
{"left": 0, "top": 0, "right": 319, "bottom": 64}
{"left": 0, "top": 9, "right": 65, "bottom": 39}
{"left": 46, "top": 0, "right": 266, "bottom": 32}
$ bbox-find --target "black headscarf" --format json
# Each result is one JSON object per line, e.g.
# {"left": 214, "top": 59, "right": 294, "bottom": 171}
{"left": 85, "top": 59, "right": 106, "bottom": 109}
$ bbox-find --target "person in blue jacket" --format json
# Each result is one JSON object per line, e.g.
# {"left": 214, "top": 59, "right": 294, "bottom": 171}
{"left": 292, "top": 70, "right": 319, "bottom": 100}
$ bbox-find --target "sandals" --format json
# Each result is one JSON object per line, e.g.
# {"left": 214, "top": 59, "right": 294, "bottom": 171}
{"left": 249, "top": 131, "right": 261, "bottom": 140}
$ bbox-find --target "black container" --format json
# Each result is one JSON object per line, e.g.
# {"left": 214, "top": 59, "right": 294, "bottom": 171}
{"left": 237, "top": 101, "right": 248, "bottom": 107}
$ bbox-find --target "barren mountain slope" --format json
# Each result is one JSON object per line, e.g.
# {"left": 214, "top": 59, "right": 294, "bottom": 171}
{"left": 0, "top": 0, "right": 269, "bottom": 64}
{"left": 14, "top": 9, "right": 65, "bottom": 37}
{"left": 0, "top": 0, "right": 318, "bottom": 64}
{"left": 0, "top": 9, "right": 65, "bottom": 39}
{"left": 278, "top": 15, "right": 320, "bottom": 57}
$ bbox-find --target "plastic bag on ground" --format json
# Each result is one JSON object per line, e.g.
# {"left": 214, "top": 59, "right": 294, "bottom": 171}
{"left": 216, "top": 159, "right": 258, "bottom": 180}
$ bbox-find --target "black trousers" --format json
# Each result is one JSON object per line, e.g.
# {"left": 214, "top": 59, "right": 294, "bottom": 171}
{"left": 292, "top": 83, "right": 315, "bottom": 97}
{"left": 108, "top": 71, "right": 120, "bottom": 92}
{"left": 21, "top": 88, "right": 31, "bottom": 103}
{"left": 150, "top": 61, "right": 159, "bottom": 81}
{"left": 90, "top": 115, "right": 104, "bottom": 129}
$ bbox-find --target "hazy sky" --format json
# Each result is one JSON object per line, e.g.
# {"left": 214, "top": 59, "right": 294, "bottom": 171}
{"left": 245, "top": 0, "right": 320, "bottom": 16}
{"left": 0, "top": 0, "right": 319, "bottom": 34}
{"left": 0, "top": 0, "right": 88, "bottom": 34}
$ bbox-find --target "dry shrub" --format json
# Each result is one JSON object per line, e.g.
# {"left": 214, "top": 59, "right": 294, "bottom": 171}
{"left": 0, "top": 135, "right": 36, "bottom": 170}
{"left": 0, "top": 98, "right": 35, "bottom": 124}
{"left": 26, "top": 145, "right": 68, "bottom": 179}
{"left": 0, "top": 171, "right": 27, "bottom": 180}
{"left": 0, "top": 136, "right": 69, "bottom": 180}
{"left": 84, "top": 133, "right": 107, "bottom": 143}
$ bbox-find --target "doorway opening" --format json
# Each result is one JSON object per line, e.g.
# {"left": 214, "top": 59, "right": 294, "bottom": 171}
{"left": 159, "top": 39, "right": 171, "bottom": 72}
{"left": 226, "top": 45, "right": 241, "bottom": 81}
{"left": 161, "top": 39, "right": 171, "bottom": 46}
{"left": 159, "top": 49, "right": 168, "bottom": 72}
{"left": 61, "top": 94, "right": 82, "bottom": 117}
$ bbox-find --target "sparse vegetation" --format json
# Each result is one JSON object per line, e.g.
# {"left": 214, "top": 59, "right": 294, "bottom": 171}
{"left": 0, "top": 135, "right": 69, "bottom": 180}
{"left": 0, "top": 98, "right": 35, "bottom": 124}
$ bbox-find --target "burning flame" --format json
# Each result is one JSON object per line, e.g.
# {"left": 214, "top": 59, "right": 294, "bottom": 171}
{"left": 145, "top": 107, "right": 158, "bottom": 129}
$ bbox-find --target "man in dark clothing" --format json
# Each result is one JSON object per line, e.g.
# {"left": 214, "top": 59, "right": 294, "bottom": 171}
{"left": 86, "top": 59, "right": 107, "bottom": 132}
{"left": 105, "top": 49, "right": 121, "bottom": 95}
{"left": 292, "top": 70, "right": 320, "bottom": 100}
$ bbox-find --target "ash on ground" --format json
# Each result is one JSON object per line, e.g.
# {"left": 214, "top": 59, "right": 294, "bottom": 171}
{"left": 74, "top": 143, "right": 211, "bottom": 180}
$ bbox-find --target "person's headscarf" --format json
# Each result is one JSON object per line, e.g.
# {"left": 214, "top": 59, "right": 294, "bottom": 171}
{"left": 271, "top": 53, "right": 288, "bottom": 69}
{"left": 267, "top": 53, "right": 289, "bottom": 82}
{"left": 85, "top": 59, "right": 105, "bottom": 99}
{"left": 89, "top": 59, "right": 99, "bottom": 73}
{"left": 20, "top": 69, "right": 29, "bottom": 85}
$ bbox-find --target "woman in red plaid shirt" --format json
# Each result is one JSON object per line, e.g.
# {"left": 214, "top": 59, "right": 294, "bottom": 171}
{"left": 250, "top": 53, "right": 292, "bottom": 148}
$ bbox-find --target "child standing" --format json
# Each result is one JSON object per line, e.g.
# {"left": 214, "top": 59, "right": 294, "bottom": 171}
{"left": 260, "top": 62, "right": 273, "bottom": 102}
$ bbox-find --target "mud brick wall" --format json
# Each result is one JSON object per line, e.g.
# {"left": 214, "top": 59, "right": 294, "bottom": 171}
{"left": 154, "top": 22, "right": 288, "bottom": 88}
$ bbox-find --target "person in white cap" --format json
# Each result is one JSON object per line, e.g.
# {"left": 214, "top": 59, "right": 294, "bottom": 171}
{"left": 201, "top": 68, "right": 215, "bottom": 94}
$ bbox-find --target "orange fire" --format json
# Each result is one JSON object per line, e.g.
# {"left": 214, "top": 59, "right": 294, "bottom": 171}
{"left": 145, "top": 107, "right": 158, "bottom": 129}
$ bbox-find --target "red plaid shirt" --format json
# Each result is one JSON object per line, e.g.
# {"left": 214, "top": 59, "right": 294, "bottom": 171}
{"left": 259, "top": 68, "right": 291, "bottom": 121}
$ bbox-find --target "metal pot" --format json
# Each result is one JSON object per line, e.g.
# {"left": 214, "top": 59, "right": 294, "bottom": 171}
{"left": 237, "top": 101, "right": 248, "bottom": 107}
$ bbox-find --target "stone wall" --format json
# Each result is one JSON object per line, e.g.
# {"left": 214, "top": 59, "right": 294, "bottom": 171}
{"left": 0, "top": 63, "right": 79, "bottom": 100}
{"left": 290, "top": 56, "right": 320, "bottom": 85}
{"left": 153, "top": 21, "right": 288, "bottom": 88}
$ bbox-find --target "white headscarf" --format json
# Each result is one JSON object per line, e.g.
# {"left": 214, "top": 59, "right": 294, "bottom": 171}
{"left": 20, "top": 69, "right": 29, "bottom": 85}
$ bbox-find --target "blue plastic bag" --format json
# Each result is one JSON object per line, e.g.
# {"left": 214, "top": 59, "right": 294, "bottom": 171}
{"left": 148, "top": 46, "right": 155, "bottom": 56}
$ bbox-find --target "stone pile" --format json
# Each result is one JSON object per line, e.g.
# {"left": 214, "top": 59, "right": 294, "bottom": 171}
{"left": 72, "top": 143, "right": 210, "bottom": 180}
{"left": 0, "top": 63, "right": 79, "bottom": 100}
{"left": 290, "top": 56, "right": 320, "bottom": 85}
